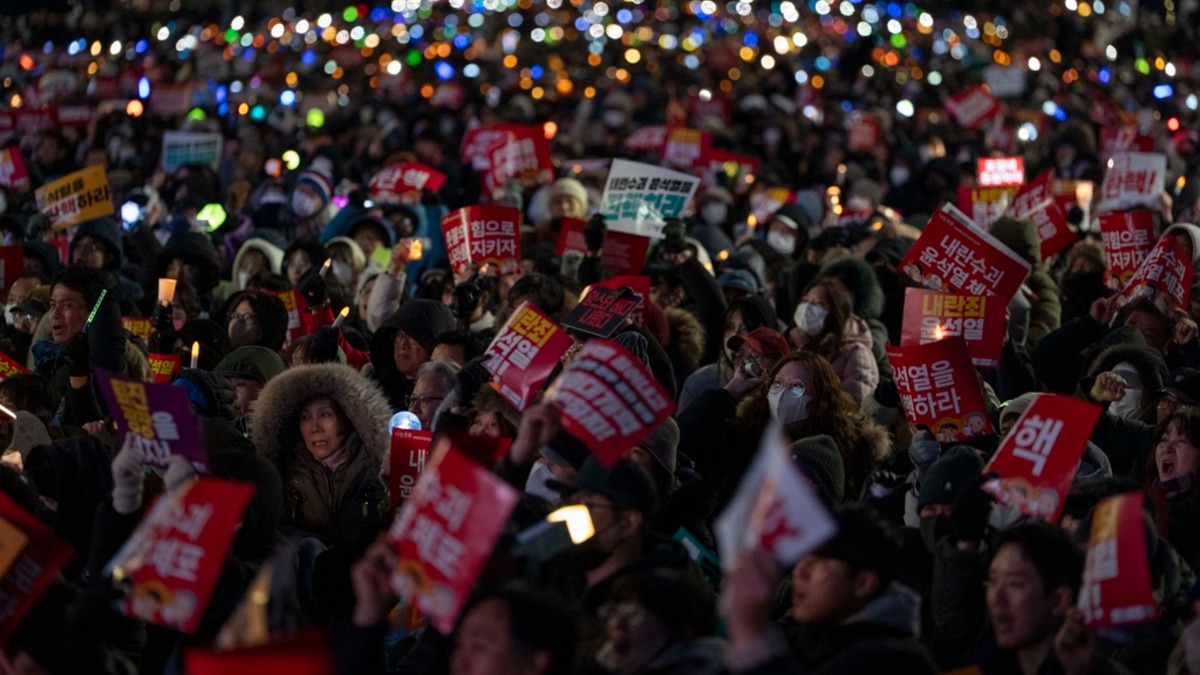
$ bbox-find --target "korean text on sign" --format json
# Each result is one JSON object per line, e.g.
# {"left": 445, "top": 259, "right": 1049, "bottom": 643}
{"left": 485, "top": 303, "right": 573, "bottom": 410}
{"left": 1078, "top": 492, "right": 1159, "bottom": 628}
{"left": 600, "top": 159, "right": 700, "bottom": 240}
{"left": 389, "top": 429, "right": 433, "bottom": 507}
{"left": 1123, "top": 233, "right": 1194, "bottom": 311}
{"left": 1100, "top": 210, "right": 1155, "bottom": 286}
{"left": 887, "top": 337, "right": 992, "bottom": 443}
{"left": 95, "top": 368, "right": 208, "bottom": 471}
{"left": 442, "top": 205, "right": 521, "bottom": 277}
{"left": 34, "top": 165, "right": 114, "bottom": 231}
{"left": 900, "top": 288, "right": 1002, "bottom": 367}
{"left": 1097, "top": 152, "right": 1167, "bottom": 213}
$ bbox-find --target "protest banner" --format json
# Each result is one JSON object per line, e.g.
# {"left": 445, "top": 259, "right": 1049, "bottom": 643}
{"left": 268, "top": 289, "right": 311, "bottom": 347}
{"left": 1098, "top": 152, "right": 1167, "bottom": 213}
{"left": 555, "top": 217, "right": 652, "bottom": 278}
{"left": 0, "top": 349, "right": 29, "bottom": 381}
{"left": 107, "top": 477, "right": 255, "bottom": 634}
{"left": 599, "top": 159, "right": 700, "bottom": 240}
{"left": 0, "top": 147, "right": 29, "bottom": 190}
{"left": 887, "top": 336, "right": 993, "bottom": 442}
{"left": 713, "top": 424, "right": 837, "bottom": 569}
{"left": 388, "top": 445, "right": 520, "bottom": 633}
{"left": 898, "top": 204, "right": 1031, "bottom": 304}
{"left": 1099, "top": 127, "right": 1155, "bottom": 166}
{"left": 592, "top": 276, "right": 651, "bottom": 327}
{"left": 562, "top": 285, "right": 643, "bottom": 339}
{"left": 123, "top": 317, "right": 154, "bottom": 342}
{"left": 0, "top": 246, "right": 22, "bottom": 291}
{"left": 544, "top": 339, "right": 674, "bottom": 465}
{"left": 1100, "top": 210, "right": 1155, "bottom": 287}
{"left": 1123, "top": 232, "right": 1194, "bottom": 310}
{"left": 460, "top": 123, "right": 549, "bottom": 173}
{"left": 161, "top": 131, "right": 223, "bottom": 173}
{"left": 34, "top": 165, "right": 114, "bottom": 231}
{"left": 624, "top": 125, "right": 669, "bottom": 153}
{"left": 945, "top": 86, "right": 1001, "bottom": 129}
{"left": 661, "top": 127, "right": 712, "bottom": 170}
{"left": 846, "top": 111, "right": 882, "bottom": 153}
{"left": 389, "top": 429, "right": 433, "bottom": 507}
{"left": 900, "top": 289, "right": 1004, "bottom": 367}
{"left": 956, "top": 186, "right": 1019, "bottom": 230}
{"left": 1009, "top": 170, "right": 1075, "bottom": 260}
{"left": 977, "top": 157, "right": 1025, "bottom": 187}
{"left": 483, "top": 128, "right": 554, "bottom": 193}
{"left": 1078, "top": 492, "right": 1159, "bottom": 628}
{"left": 485, "top": 303, "right": 574, "bottom": 411}
{"left": 94, "top": 368, "right": 208, "bottom": 471}
{"left": 442, "top": 205, "right": 520, "bottom": 277}
{"left": 983, "top": 393, "right": 1102, "bottom": 522}
{"left": 0, "top": 492, "right": 73, "bottom": 645}
{"left": 369, "top": 162, "right": 447, "bottom": 202}
{"left": 148, "top": 353, "right": 182, "bottom": 384}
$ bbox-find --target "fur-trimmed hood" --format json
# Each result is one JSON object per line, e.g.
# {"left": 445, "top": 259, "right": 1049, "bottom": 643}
{"left": 250, "top": 363, "right": 393, "bottom": 464}
{"left": 1086, "top": 341, "right": 1168, "bottom": 393}
{"left": 815, "top": 256, "right": 885, "bottom": 321}
{"left": 665, "top": 307, "right": 706, "bottom": 375}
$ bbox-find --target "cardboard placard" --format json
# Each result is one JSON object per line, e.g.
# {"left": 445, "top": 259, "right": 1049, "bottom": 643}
{"left": 898, "top": 204, "right": 1031, "bottom": 303}
{"left": 983, "top": 394, "right": 1102, "bottom": 522}
{"left": 543, "top": 339, "right": 675, "bottom": 466}
{"left": 1099, "top": 127, "right": 1155, "bottom": 166}
{"left": 599, "top": 159, "right": 700, "bottom": 240}
{"left": 0, "top": 246, "right": 22, "bottom": 291}
{"left": 94, "top": 368, "right": 208, "bottom": 471}
{"left": 957, "top": 186, "right": 1019, "bottom": 230}
{"left": 661, "top": 127, "right": 712, "bottom": 170}
{"left": 369, "top": 162, "right": 447, "bottom": 201}
{"left": 34, "top": 165, "right": 114, "bottom": 231}
{"left": 389, "top": 429, "right": 433, "bottom": 507}
{"left": 1078, "top": 492, "right": 1159, "bottom": 628}
{"left": 1123, "top": 232, "right": 1194, "bottom": 311}
{"left": 485, "top": 303, "right": 574, "bottom": 411}
{"left": 900, "top": 289, "right": 1005, "bottom": 367}
{"left": 748, "top": 187, "right": 796, "bottom": 228}
{"left": 1098, "top": 152, "right": 1167, "bottom": 214}
{"left": 161, "top": 131, "right": 223, "bottom": 173}
{"left": 123, "top": 317, "right": 154, "bottom": 342}
{"left": 592, "top": 276, "right": 651, "bottom": 327}
{"left": 267, "top": 290, "right": 311, "bottom": 347}
{"left": 0, "top": 492, "right": 73, "bottom": 645}
{"left": 107, "top": 477, "right": 255, "bottom": 634}
{"left": 561, "top": 286, "right": 643, "bottom": 339}
{"left": 945, "top": 86, "right": 1001, "bottom": 129}
{"left": 713, "top": 424, "right": 837, "bottom": 568}
{"left": 442, "top": 205, "right": 521, "bottom": 277}
{"left": 1100, "top": 210, "right": 1156, "bottom": 287}
{"left": 388, "top": 445, "right": 520, "bottom": 633}
{"left": 483, "top": 128, "right": 554, "bottom": 193}
{"left": 887, "top": 336, "right": 993, "bottom": 442}
{"left": 555, "top": 218, "right": 652, "bottom": 278}
{"left": 977, "top": 157, "right": 1025, "bottom": 187}
{"left": 148, "top": 353, "right": 182, "bottom": 384}
{"left": 1011, "top": 170, "right": 1075, "bottom": 260}
{"left": 0, "top": 147, "right": 29, "bottom": 190}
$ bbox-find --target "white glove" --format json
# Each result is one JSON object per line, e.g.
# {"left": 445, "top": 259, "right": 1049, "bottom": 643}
{"left": 162, "top": 454, "right": 198, "bottom": 494}
{"left": 111, "top": 435, "right": 145, "bottom": 515}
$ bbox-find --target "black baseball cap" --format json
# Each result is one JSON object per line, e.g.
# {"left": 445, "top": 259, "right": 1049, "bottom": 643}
{"left": 550, "top": 457, "right": 659, "bottom": 516}
{"left": 1157, "top": 368, "right": 1200, "bottom": 406}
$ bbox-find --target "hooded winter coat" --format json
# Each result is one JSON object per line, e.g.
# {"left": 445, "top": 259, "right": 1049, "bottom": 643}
{"left": 369, "top": 300, "right": 457, "bottom": 410}
{"left": 251, "top": 364, "right": 392, "bottom": 545}
{"left": 990, "top": 217, "right": 1061, "bottom": 347}
{"left": 827, "top": 315, "right": 880, "bottom": 410}
{"left": 153, "top": 231, "right": 222, "bottom": 313}
{"left": 219, "top": 290, "right": 290, "bottom": 352}
{"left": 813, "top": 256, "right": 894, "bottom": 382}
{"left": 229, "top": 237, "right": 285, "bottom": 291}
{"left": 70, "top": 216, "right": 144, "bottom": 304}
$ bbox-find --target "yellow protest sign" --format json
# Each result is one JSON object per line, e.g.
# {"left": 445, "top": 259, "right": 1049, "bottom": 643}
{"left": 34, "top": 165, "right": 114, "bottom": 231}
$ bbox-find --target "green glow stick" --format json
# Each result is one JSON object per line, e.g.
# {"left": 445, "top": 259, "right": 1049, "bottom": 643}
{"left": 83, "top": 288, "right": 108, "bottom": 331}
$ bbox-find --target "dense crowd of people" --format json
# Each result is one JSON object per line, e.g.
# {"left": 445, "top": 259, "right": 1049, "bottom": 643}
{"left": 2, "top": 0, "right": 1200, "bottom": 672}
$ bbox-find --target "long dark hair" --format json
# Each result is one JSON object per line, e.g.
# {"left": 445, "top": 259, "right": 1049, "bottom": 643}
{"left": 1148, "top": 408, "right": 1200, "bottom": 484}
{"left": 798, "top": 276, "right": 853, "bottom": 359}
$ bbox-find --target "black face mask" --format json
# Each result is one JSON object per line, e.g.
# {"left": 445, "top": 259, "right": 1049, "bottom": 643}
{"left": 919, "top": 514, "right": 954, "bottom": 555}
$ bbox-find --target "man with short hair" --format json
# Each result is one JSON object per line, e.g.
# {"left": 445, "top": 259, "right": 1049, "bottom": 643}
{"left": 409, "top": 359, "right": 459, "bottom": 430}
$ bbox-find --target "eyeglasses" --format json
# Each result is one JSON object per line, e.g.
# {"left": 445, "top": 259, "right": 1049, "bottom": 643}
{"left": 394, "top": 332, "right": 415, "bottom": 346}
{"left": 405, "top": 394, "right": 444, "bottom": 408}
{"left": 768, "top": 380, "right": 807, "bottom": 398}
{"left": 228, "top": 312, "right": 258, "bottom": 325}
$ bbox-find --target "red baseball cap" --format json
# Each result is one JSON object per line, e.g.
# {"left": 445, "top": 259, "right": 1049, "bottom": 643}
{"left": 727, "top": 327, "right": 791, "bottom": 360}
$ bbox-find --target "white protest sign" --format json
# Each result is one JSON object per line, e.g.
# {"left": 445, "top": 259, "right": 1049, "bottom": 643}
{"left": 599, "top": 159, "right": 700, "bottom": 240}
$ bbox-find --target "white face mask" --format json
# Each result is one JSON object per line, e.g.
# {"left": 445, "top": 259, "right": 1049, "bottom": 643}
{"left": 889, "top": 166, "right": 911, "bottom": 186}
{"left": 767, "top": 388, "right": 812, "bottom": 426}
{"left": 291, "top": 191, "right": 322, "bottom": 218}
{"left": 794, "top": 302, "right": 829, "bottom": 337}
{"left": 724, "top": 344, "right": 737, "bottom": 365}
{"left": 701, "top": 202, "right": 729, "bottom": 226}
{"left": 767, "top": 230, "right": 796, "bottom": 255}
{"left": 1109, "top": 388, "right": 1143, "bottom": 419}
{"left": 524, "top": 461, "right": 562, "bottom": 503}
{"left": 331, "top": 260, "right": 353, "bottom": 285}
{"left": 2, "top": 304, "right": 15, "bottom": 326}
{"left": 236, "top": 270, "right": 253, "bottom": 290}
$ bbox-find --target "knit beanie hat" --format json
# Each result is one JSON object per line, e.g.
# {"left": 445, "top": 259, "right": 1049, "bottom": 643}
{"left": 550, "top": 178, "right": 589, "bottom": 211}
{"left": 613, "top": 330, "right": 650, "bottom": 367}
{"left": 295, "top": 166, "right": 334, "bottom": 207}
{"left": 388, "top": 300, "right": 457, "bottom": 354}
{"left": 918, "top": 445, "right": 984, "bottom": 510}
{"left": 214, "top": 346, "right": 287, "bottom": 384}
{"left": 790, "top": 434, "right": 845, "bottom": 505}
{"left": 638, "top": 418, "right": 679, "bottom": 474}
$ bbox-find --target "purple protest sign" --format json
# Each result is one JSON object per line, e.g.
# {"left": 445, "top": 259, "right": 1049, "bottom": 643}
{"left": 94, "top": 368, "right": 208, "bottom": 471}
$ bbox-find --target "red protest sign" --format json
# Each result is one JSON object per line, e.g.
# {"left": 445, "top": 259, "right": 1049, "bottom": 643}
{"left": 267, "top": 289, "right": 311, "bottom": 347}
{"left": 1100, "top": 210, "right": 1155, "bottom": 287}
{"left": 624, "top": 125, "right": 670, "bottom": 153}
{"left": 956, "top": 186, "right": 1018, "bottom": 230}
{"left": 94, "top": 368, "right": 208, "bottom": 471}
{"left": 186, "top": 635, "right": 334, "bottom": 675}
{"left": 945, "top": 86, "right": 1001, "bottom": 129}
{"left": 148, "top": 353, "right": 182, "bottom": 384}
{"left": 485, "top": 303, "right": 573, "bottom": 411}
{"left": 388, "top": 445, "right": 519, "bottom": 634}
{"left": 983, "top": 394, "right": 1102, "bottom": 522}
{"left": 0, "top": 349, "right": 29, "bottom": 381}
{"left": 0, "top": 492, "right": 74, "bottom": 645}
{"left": 107, "top": 477, "right": 255, "bottom": 634}
{"left": 0, "top": 246, "right": 22, "bottom": 291}
{"left": 1099, "top": 127, "right": 1155, "bottom": 166}
{"left": 846, "top": 111, "right": 882, "bottom": 153}
{"left": 389, "top": 429, "right": 433, "bottom": 507}
{"left": 460, "top": 123, "right": 549, "bottom": 178}
{"left": 0, "top": 147, "right": 29, "bottom": 190}
{"left": 1078, "top": 492, "right": 1159, "bottom": 628}
{"left": 1123, "top": 233, "right": 1194, "bottom": 311}
{"left": 593, "top": 276, "right": 651, "bottom": 327}
{"left": 898, "top": 205, "right": 1031, "bottom": 303}
{"left": 369, "top": 162, "right": 447, "bottom": 202}
{"left": 1010, "top": 170, "right": 1075, "bottom": 260}
{"left": 442, "top": 205, "right": 521, "bottom": 277}
{"left": 555, "top": 218, "right": 652, "bottom": 278}
{"left": 562, "top": 286, "right": 643, "bottom": 339}
{"left": 1098, "top": 152, "right": 1167, "bottom": 213}
{"left": 661, "top": 127, "right": 712, "bottom": 170}
{"left": 544, "top": 339, "right": 675, "bottom": 466}
{"left": 977, "top": 157, "right": 1025, "bottom": 187}
{"left": 900, "top": 289, "right": 1004, "bottom": 367}
{"left": 887, "top": 336, "right": 993, "bottom": 443}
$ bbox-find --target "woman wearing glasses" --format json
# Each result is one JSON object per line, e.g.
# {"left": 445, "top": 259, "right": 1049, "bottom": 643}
{"left": 220, "top": 290, "right": 289, "bottom": 352}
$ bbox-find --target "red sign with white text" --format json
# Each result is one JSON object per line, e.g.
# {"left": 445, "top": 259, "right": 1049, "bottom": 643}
{"left": 624, "top": 125, "right": 670, "bottom": 153}
{"left": 846, "top": 111, "right": 882, "bottom": 153}
{"left": 0, "top": 147, "right": 29, "bottom": 190}
{"left": 148, "top": 353, "right": 182, "bottom": 384}
{"left": 461, "top": 123, "right": 550, "bottom": 178}
{"left": 956, "top": 186, "right": 1019, "bottom": 230}
{"left": 483, "top": 129, "right": 554, "bottom": 193}
{"left": 485, "top": 303, "right": 574, "bottom": 411}
{"left": 983, "top": 394, "right": 1102, "bottom": 523}
{"left": 544, "top": 339, "right": 675, "bottom": 466}
{"left": 389, "top": 429, "right": 433, "bottom": 507}
{"left": 900, "top": 289, "right": 1004, "bottom": 367}
{"left": 442, "top": 206, "right": 521, "bottom": 277}
{"left": 977, "top": 157, "right": 1025, "bottom": 187}
{"left": 555, "top": 218, "right": 652, "bottom": 278}
{"left": 1011, "top": 170, "right": 1075, "bottom": 260}
{"left": 945, "top": 86, "right": 1001, "bottom": 129}
{"left": 369, "top": 162, "right": 447, "bottom": 202}
{"left": 898, "top": 205, "right": 1031, "bottom": 303}
{"left": 562, "top": 286, "right": 643, "bottom": 339}
{"left": 1099, "top": 127, "right": 1155, "bottom": 166}
{"left": 661, "top": 127, "right": 712, "bottom": 170}
{"left": 388, "top": 445, "right": 519, "bottom": 633}
{"left": 593, "top": 276, "right": 651, "bottom": 327}
{"left": 107, "top": 477, "right": 255, "bottom": 634}
{"left": 888, "top": 337, "right": 993, "bottom": 443}
{"left": 1123, "top": 232, "right": 1194, "bottom": 311}
{"left": 1100, "top": 210, "right": 1156, "bottom": 287}
{"left": 0, "top": 492, "right": 74, "bottom": 645}
{"left": 267, "top": 289, "right": 311, "bottom": 348}
{"left": 1078, "top": 492, "right": 1159, "bottom": 628}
